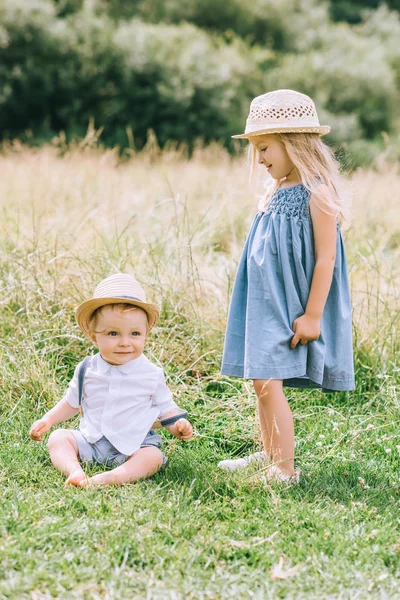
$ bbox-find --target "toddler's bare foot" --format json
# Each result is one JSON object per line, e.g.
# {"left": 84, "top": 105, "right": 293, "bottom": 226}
{"left": 65, "top": 467, "right": 88, "bottom": 487}
{"left": 86, "top": 469, "right": 135, "bottom": 486}
{"left": 86, "top": 472, "right": 115, "bottom": 487}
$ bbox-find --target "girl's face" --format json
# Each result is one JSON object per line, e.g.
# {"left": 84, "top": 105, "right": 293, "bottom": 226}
{"left": 90, "top": 306, "right": 148, "bottom": 366}
{"left": 251, "top": 135, "right": 296, "bottom": 181}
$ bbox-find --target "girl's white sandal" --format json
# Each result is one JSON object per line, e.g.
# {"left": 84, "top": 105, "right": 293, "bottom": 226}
{"left": 218, "top": 451, "right": 267, "bottom": 471}
{"left": 261, "top": 465, "right": 301, "bottom": 485}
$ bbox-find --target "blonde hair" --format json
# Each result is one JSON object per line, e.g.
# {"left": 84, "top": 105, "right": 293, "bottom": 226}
{"left": 89, "top": 303, "right": 149, "bottom": 334}
{"left": 249, "top": 133, "right": 350, "bottom": 224}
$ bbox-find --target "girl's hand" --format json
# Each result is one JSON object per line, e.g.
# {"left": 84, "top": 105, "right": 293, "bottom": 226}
{"left": 290, "top": 314, "right": 321, "bottom": 349}
{"left": 29, "top": 417, "right": 52, "bottom": 442}
{"left": 172, "top": 419, "right": 193, "bottom": 440}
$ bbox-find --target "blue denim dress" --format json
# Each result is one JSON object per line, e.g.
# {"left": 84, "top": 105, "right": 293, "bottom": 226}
{"left": 221, "top": 184, "right": 355, "bottom": 392}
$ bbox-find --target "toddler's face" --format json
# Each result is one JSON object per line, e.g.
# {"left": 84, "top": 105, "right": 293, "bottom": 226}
{"left": 251, "top": 135, "right": 294, "bottom": 181}
{"left": 90, "top": 305, "right": 148, "bottom": 366}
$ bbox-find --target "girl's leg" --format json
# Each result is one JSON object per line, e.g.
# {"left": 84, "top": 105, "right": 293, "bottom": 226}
{"left": 87, "top": 447, "right": 164, "bottom": 487}
{"left": 47, "top": 429, "right": 87, "bottom": 486}
{"left": 253, "top": 379, "right": 295, "bottom": 476}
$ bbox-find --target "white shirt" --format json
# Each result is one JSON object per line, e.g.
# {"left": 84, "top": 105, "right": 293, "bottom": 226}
{"left": 63, "top": 353, "right": 179, "bottom": 455}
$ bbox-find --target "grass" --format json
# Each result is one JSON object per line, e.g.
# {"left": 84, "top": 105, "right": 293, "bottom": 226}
{"left": 0, "top": 143, "right": 399, "bottom": 599}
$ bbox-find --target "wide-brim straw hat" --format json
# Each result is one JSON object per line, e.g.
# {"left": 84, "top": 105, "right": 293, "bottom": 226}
{"left": 76, "top": 273, "right": 160, "bottom": 337}
{"left": 232, "top": 89, "right": 330, "bottom": 139}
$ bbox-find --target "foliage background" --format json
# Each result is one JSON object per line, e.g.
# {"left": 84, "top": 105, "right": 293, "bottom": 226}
{"left": 1, "top": 0, "right": 400, "bottom": 166}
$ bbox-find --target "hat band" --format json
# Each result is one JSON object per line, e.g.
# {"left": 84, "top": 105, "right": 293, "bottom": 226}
{"left": 245, "top": 119, "right": 321, "bottom": 133}
{"left": 118, "top": 295, "right": 143, "bottom": 302}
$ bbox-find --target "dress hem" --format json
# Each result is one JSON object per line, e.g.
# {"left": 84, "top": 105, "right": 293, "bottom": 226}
{"left": 221, "top": 363, "right": 355, "bottom": 392}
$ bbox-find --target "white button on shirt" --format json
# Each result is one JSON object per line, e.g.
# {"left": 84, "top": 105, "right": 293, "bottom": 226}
{"left": 63, "top": 353, "right": 179, "bottom": 456}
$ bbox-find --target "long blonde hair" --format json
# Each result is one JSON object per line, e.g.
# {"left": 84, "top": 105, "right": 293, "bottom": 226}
{"left": 249, "top": 133, "right": 350, "bottom": 224}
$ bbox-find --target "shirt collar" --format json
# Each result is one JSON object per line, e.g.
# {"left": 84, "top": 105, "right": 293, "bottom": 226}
{"left": 95, "top": 353, "right": 143, "bottom": 375}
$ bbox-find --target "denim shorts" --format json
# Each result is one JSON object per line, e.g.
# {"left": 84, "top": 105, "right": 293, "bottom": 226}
{"left": 70, "top": 430, "right": 167, "bottom": 468}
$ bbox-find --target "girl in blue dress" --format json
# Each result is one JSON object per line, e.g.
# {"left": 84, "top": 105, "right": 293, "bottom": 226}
{"left": 219, "top": 89, "right": 354, "bottom": 484}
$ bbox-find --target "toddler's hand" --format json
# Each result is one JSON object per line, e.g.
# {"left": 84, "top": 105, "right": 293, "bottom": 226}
{"left": 173, "top": 419, "right": 193, "bottom": 440}
{"left": 29, "top": 417, "right": 52, "bottom": 442}
{"left": 291, "top": 314, "right": 321, "bottom": 349}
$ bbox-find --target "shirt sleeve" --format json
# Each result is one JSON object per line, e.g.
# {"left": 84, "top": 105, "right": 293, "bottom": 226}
{"left": 62, "top": 361, "right": 83, "bottom": 409}
{"left": 153, "top": 369, "right": 179, "bottom": 417}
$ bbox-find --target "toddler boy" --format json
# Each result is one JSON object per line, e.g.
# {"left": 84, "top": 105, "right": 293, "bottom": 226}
{"left": 29, "top": 273, "right": 193, "bottom": 487}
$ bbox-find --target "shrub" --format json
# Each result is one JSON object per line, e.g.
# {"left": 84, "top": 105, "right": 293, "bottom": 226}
{"left": 0, "top": 1, "right": 268, "bottom": 148}
{"left": 1, "top": 0, "right": 400, "bottom": 161}
{"left": 266, "top": 23, "right": 397, "bottom": 140}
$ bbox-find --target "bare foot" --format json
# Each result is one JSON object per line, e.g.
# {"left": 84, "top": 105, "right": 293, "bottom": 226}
{"left": 86, "top": 469, "right": 135, "bottom": 486}
{"left": 65, "top": 467, "right": 88, "bottom": 487}
{"left": 86, "top": 473, "right": 114, "bottom": 487}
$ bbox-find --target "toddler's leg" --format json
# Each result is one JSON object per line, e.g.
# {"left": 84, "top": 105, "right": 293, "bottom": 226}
{"left": 254, "top": 379, "right": 295, "bottom": 476}
{"left": 87, "top": 447, "right": 164, "bottom": 487}
{"left": 47, "top": 429, "right": 87, "bottom": 487}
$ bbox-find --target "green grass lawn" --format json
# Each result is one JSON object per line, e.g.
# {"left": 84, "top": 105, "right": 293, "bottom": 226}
{"left": 2, "top": 389, "right": 400, "bottom": 598}
{"left": 0, "top": 147, "right": 399, "bottom": 598}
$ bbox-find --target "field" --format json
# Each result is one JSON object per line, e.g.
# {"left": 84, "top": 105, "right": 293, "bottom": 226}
{"left": 0, "top": 143, "right": 399, "bottom": 599}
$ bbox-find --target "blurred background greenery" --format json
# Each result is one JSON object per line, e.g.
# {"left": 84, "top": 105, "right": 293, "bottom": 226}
{"left": 1, "top": 0, "right": 400, "bottom": 167}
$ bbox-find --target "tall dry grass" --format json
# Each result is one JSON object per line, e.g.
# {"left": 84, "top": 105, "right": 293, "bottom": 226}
{"left": 0, "top": 142, "right": 398, "bottom": 413}
{"left": 0, "top": 143, "right": 398, "bottom": 327}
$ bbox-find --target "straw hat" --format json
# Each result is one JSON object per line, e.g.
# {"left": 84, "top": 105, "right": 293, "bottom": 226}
{"left": 233, "top": 89, "right": 330, "bottom": 138}
{"left": 76, "top": 273, "right": 160, "bottom": 337}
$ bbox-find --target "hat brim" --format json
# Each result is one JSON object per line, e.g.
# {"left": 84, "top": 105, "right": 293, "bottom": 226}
{"left": 232, "top": 125, "right": 331, "bottom": 139}
{"left": 76, "top": 297, "right": 160, "bottom": 338}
